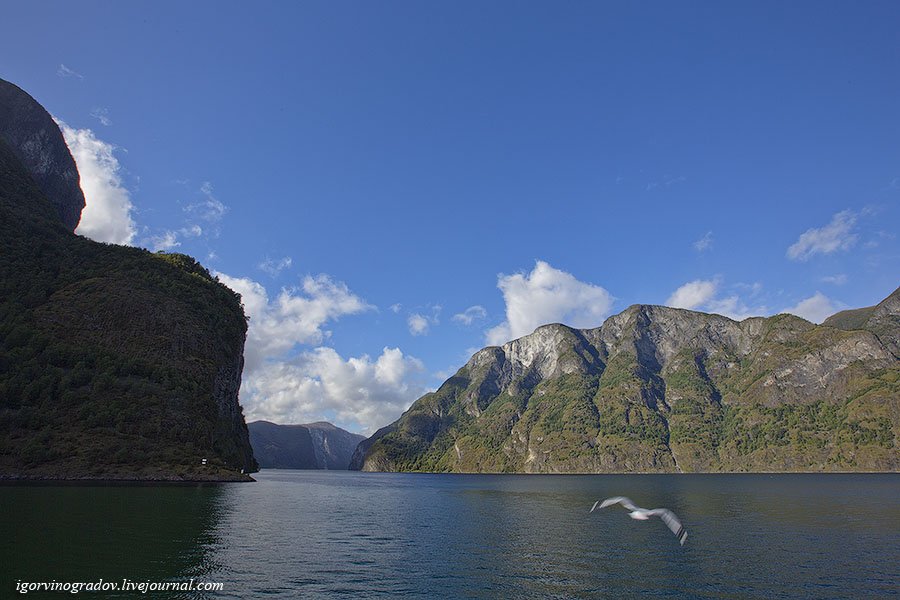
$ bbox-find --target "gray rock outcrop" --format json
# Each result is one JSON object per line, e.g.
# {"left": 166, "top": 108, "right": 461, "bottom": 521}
{"left": 0, "top": 78, "right": 85, "bottom": 230}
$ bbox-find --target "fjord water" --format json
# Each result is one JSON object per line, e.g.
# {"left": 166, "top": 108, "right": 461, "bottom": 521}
{"left": 3, "top": 473, "right": 898, "bottom": 598}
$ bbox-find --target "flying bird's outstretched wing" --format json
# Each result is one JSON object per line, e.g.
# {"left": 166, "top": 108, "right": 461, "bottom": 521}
{"left": 592, "top": 496, "right": 639, "bottom": 512}
{"left": 647, "top": 509, "right": 688, "bottom": 545}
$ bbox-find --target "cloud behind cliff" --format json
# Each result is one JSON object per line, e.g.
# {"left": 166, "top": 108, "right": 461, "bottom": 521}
{"left": 57, "top": 120, "right": 136, "bottom": 245}
{"left": 486, "top": 261, "right": 614, "bottom": 345}
{"left": 217, "top": 272, "right": 425, "bottom": 433}
{"left": 666, "top": 278, "right": 767, "bottom": 321}
{"left": 782, "top": 292, "right": 843, "bottom": 323}
{"left": 216, "top": 272, "right": 373, "bottom": 372}
{"left": 242, "top": 346, "right": 426, "bottom": 435}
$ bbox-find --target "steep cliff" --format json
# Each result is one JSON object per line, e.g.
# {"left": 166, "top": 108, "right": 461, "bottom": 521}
{"left": 0, "top": 79, "right": 85, "bottom": 230}
{"left": 0, "top": 82, "right": 256, "bottom": 480}
{"left": 352, "top": 292, "right": 900, "bottom": 473}
{"left": 249, "top": 421, "right": 365, "bottom": 470}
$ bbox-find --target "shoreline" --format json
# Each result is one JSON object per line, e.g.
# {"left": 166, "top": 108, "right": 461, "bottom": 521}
{"left": 347, "top": 469, "right": 900, "bottom": 476}
{"left": 0, "top": 473, "right": 256, "bottom": 485}
{"left": 4, "top": 470, "right": 897, "bottom": 484}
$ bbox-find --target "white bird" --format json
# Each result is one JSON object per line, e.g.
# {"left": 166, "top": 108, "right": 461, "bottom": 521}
{"left": 591, "top": 496, "right": 688, "bottom": 546}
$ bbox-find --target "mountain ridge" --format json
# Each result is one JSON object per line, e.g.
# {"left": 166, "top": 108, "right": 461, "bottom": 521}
{"left": 351, "top": 290, "right": 899, "bottom": 473}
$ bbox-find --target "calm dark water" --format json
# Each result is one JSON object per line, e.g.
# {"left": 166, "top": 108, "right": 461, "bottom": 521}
{"left": 2, "top": 472, "right": 899, "bottom": 598}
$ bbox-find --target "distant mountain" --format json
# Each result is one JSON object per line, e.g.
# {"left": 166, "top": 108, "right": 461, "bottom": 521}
{"left": 249, "top": 421, "right": 365, "bottom": 470}
{"left": 0, "top": 78, "right": 256, "bottom": 480}
{"left": 351, "top": 288, "right": 900, "bottom": 473}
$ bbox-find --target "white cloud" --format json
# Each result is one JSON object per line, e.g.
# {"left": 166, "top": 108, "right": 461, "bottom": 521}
{"left": 705, "top": 295, "right": 765, "bottom": 321}
{"left": 165, "top": 182, "right": 227, "bottom": 244}
{"left": 57, "top": 64, "right": 83, "bottom": 79}
{"left": 216, "top": 272, "right": 424, "bottom": 433}
{"left": 665, "top": 278, "right": 766, "bottom": 321}
{"left": 485, "top": 261, "right": 614, "bottom": 345}
{"left": 389, "top": 303, "right": 402, "bottom": 314}
{"left": 139, "top": 220, "right": 204, "bottom": 253}
{"left": 89, "top": 107, "right": 111, "bottom": 126}
{"left": 406, "top": 305, "right": 441, "bottom": 336}
{"left": 57, "top": 120, "right": 137, "bottom": 245}
{"left": 782, "top": 292, "right": 842, "bottom": 324}
{"left": 180, "top": 224, "right": 203, "bottom": 237}
{"left": 147, "top": 231, "right": 180, "bottom": 252}
{"left": 452, "top": 305, "right": 487, "bottom": 326}
{"left": 217, "top": 272, "right": 374, "bottom": 372}
{"left": 862, "top": 230, "right": 896, "bottom": 250}
{"left": 258, "top": 256, "right": 292, "bottom": 277}
{"left": 821, "top": 274, "right": 848, "bottom": 285}
{"left": 408, "top": 313, "right": 430, "bottom": 336}
{"left": 666, "top": 279, "right": 718, "bottom": 310}
{"left": 139, "top": 181, "right": 224, "bottom": 253}
{"left": 186, "top": 181, "right": 227, "bottom": 223}
{"left": 243, "top": 346, "right": 426, "bottom": 435}
{"left": 735, "top": 281, "right": 764, "bottom": 297}
{"left": 786, "top": 210, "right": 858, "bottom": 261}
{"left": 693, "top": 231, "right": 713, "bottom": 252}
{"left": 485, "top": 322, "right": 513, "bottom": 347}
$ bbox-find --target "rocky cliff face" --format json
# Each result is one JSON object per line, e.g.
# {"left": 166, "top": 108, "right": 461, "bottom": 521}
{"left": 305, "top": 422, "right": 366, "bottom": 469}
{"left": 0, "top": 81, "right": 256, "bottom": 480}
{"left": 825, "top": 288, "right": 900, "bottom": 359}
{"left": 352, "top": 290, "right": 900, "bottom": 473}
{"left": 249, "top": 421, "right": 365, "bottom": 470}
{"left": 0, "top": 79, "right": 85, "bottom": 230}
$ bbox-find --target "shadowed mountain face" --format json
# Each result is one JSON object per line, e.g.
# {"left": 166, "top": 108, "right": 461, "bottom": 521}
{"left": 352, "top": 289, "right": 900, "bottom": 473}
{"left": 0, "top": 79, "right": 85, "bottom": 231}
{"left": 0, "top": 79, "right": 256, "bottom": 480}
{"left": 248, "top": 421, "right": 365, "bottom": 470}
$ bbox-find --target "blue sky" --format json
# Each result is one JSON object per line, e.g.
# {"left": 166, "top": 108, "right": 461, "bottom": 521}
{"left": 3, "top": 1, "right": 898, "bottom": 433}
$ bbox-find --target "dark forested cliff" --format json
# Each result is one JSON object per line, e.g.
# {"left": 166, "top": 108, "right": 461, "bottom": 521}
{"left": 351, "top": 290, "right": 900, "bottom": 473}
{"left": 0, "top": 79, "right": 257, "bottom": 480}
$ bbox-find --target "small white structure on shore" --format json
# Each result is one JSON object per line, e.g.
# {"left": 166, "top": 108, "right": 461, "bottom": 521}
{"left": 201, "top": 458, "right": 208, "bottom": 465}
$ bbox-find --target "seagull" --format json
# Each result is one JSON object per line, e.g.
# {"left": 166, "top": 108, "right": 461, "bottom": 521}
{"left": 591, "top": 496, "right": 688, "bottom": 546}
